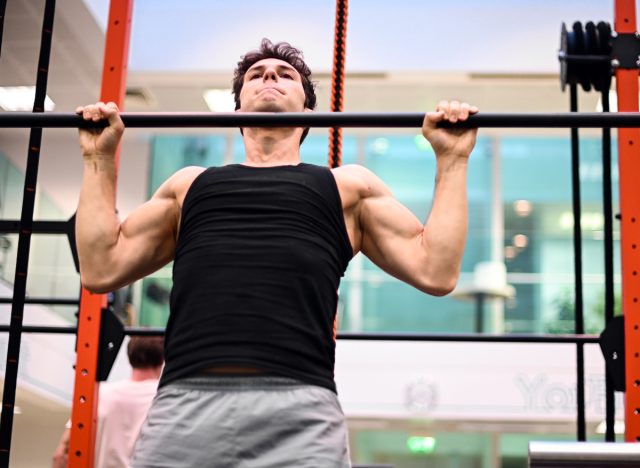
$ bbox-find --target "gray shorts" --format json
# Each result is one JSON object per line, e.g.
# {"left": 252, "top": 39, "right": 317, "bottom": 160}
{"left": 130, "top": 375, "right": 351, "bottom": 468}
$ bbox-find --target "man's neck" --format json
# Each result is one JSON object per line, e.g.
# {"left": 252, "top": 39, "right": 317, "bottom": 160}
{"left": 130, "top": 367, "right": 162, "bottom": 382}
{"left": 242, "top": 127, "right": 302, "bottom": 166}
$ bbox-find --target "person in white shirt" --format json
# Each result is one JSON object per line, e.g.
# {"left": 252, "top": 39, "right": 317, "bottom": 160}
{"left": 52, "top": 336, "right": 164, "bottom": 468}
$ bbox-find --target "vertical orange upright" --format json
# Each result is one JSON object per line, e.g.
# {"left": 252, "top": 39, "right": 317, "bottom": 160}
{"left": 68, "top": 1, "right": 133, "bottom": 466}
{"left": 614, "top": 0, "right": 640, "bottom": 443}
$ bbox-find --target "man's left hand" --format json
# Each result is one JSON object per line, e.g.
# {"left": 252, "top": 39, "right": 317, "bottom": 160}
{"left": 422, "top": 100, "right": 479, "bottom": 160}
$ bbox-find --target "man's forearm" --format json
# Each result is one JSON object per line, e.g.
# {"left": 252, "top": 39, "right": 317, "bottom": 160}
{"left": 76, "top": 156, "right": 121, "bottom": 288}
{"left": 421, "top": 156, "right": 469, "bottom": 291}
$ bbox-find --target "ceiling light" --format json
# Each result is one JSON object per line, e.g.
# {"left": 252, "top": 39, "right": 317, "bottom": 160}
{"left": 203, "top": 89, "right": 235, "bottom": 112}
{"left": 0, "top": 86, "right": 55, "bottom": 111}
{"left": 513, "top": 234, "right": 528, "bottom": 249}
{"left": 372, "top": 137, "right": 389, "bottom": 155}
{"left": 513, "top": 199, "right": 532, "bottom": 217}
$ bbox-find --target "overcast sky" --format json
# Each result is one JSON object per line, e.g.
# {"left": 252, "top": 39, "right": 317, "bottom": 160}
{"left": 82, "top": 0, "right": 627, "bottom": 73}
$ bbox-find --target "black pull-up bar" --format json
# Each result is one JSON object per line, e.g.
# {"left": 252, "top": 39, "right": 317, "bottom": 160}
{"left": 2, "top": 111, "right": 640, "bottom": 128}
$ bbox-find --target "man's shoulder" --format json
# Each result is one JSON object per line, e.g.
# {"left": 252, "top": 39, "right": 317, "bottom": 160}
{"left": 171, "top": 166, "right": 207, "bottom": 185}
{"left": 156, "top": 166, "right": 207, "bottom": 201}
{"left": 331, "top": 164, "right": 383, "bottom": 195}
{"left": 331, "top": 163, "right": 376, "bottom": 180}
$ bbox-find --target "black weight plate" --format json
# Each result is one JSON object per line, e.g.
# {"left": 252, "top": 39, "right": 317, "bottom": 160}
{"left": 572, "top": 21, "right": 591, "bottom": 91}
{"left": 585, "top": 21, "right": 600, "bottom": 91}
{"left": 596, "top": 21, "right": 613, "bottom": 92}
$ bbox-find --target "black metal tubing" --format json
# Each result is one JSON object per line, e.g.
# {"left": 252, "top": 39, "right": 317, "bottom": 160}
{"left": 0, "top": 325, "right": 77, "bottom": 334}
{"left": 0, "top": 297, "right": 78, "bottom": 305}
{"left": 601, "top": 90, "right": 616, "bottom": 443}
{"left": 5, "top": 112, "right": 640, "bottom": 128}
{"left": 0, "top": 0, "right": 6, "bottom": 59}
{"left": 0, "top": 220, "right": 70, "bottom": 234}
{"left": 337, "top": 332, "right": 600, "bottom": 343}
{"left": 0, "top": 218, "right": 80, "bottom": 272}
{"left": 0, "top": 0, "right": 56, "bottom": 462}
{"left": 0, "top": 324, "right": 601, "bottom": 343}
{"left": 0, "top": 219, "right": 69, "bottom": 234}
{"left": 569, "top": 84, "right": 586, "bottom": 442}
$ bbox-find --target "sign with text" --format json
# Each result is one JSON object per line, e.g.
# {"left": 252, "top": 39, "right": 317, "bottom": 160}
{"left": 335, "top": 340, "right": 621, "bottom": 421}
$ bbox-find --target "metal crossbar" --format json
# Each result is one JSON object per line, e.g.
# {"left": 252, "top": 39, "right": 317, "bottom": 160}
{"left": 3, "top": 112, "right": 640, "bottom": 128}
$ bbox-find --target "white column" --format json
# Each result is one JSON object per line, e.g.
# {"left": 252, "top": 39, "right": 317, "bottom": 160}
{"left": 346, "top": 135, "right": 368, "bottom": 332}
{"left": 490, "top": 136, "right": 505, "bottom": 333}
{"left": 347, "top": 253, "right": 364, "bottom": 331}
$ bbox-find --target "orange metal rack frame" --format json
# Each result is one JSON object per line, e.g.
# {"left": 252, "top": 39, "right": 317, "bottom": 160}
{"left": 614, "top": 0, "right": 640, "bottom": 443}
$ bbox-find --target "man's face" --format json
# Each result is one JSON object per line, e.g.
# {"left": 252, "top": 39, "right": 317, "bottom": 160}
{"left": 238, "top": 58, "right": 307, "bottom": 113}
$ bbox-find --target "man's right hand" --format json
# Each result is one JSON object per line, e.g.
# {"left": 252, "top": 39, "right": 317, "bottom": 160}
{"left": 76, "top": 101, "right": 124, "bottom": 159}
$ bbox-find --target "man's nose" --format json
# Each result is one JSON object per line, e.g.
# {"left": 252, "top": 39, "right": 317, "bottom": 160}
{"left": 263, "top": 68, "right": 278, "bottom": 81}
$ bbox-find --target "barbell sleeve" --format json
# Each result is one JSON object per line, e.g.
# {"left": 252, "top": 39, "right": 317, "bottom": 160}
{"left": 2, "top": 112, "right": 640, "bottom": 128}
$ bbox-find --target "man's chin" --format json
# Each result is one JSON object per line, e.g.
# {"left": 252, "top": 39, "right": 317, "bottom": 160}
{"left": 240, "top": 100, "right": 293, "bottom": 113}
{"left": 256, "top": 105, "right": 285, "bottom": 113}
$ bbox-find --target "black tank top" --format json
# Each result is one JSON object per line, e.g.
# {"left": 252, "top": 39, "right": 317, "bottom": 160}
{"left": 159, "top": 163, "right": 352, "bottom": 392}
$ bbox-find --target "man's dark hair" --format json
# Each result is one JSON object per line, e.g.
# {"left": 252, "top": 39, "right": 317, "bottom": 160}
{"left": 232, "top": 38, "right": 317, "bottom": 144}
{"left": 127, "top": 336, "right": 164, "bottom": 369}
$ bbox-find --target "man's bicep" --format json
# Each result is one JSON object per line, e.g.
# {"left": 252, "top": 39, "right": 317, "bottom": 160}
{"left": 359, "top": 192, "right": 426, "bottom": 280}
{"left": 117, "top": 166, "right": 196, "bottom": 261}
{"left": 112, "top": 195, "right": 179, "bottom": 282}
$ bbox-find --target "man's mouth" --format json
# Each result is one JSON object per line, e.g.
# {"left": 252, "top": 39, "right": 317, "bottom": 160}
{"left": 258, "top": 87, "right": 283, "bottom": 95}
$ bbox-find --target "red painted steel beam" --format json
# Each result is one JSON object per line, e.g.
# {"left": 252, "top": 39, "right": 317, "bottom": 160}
{"left": 68, "top": 0, "right": 133, "bottom": 466}
{"left": 614, "top": 0, "right": 640, "bottom": 443}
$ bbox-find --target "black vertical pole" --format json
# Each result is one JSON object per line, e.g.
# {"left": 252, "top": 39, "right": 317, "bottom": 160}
{"left": 601, "top": 90, "right": 616, "bottom": 442}
{"left": 0, "top": 0, "right": 7, "bottom": 58}
{"left": 0, "top": 0, "right": 56, "bottom": 464}
{"left": 570, "top": 84, "right": 587, "bottom": 442}
{"left": 475, "top": 293, "right": 485, "bottom": 333}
